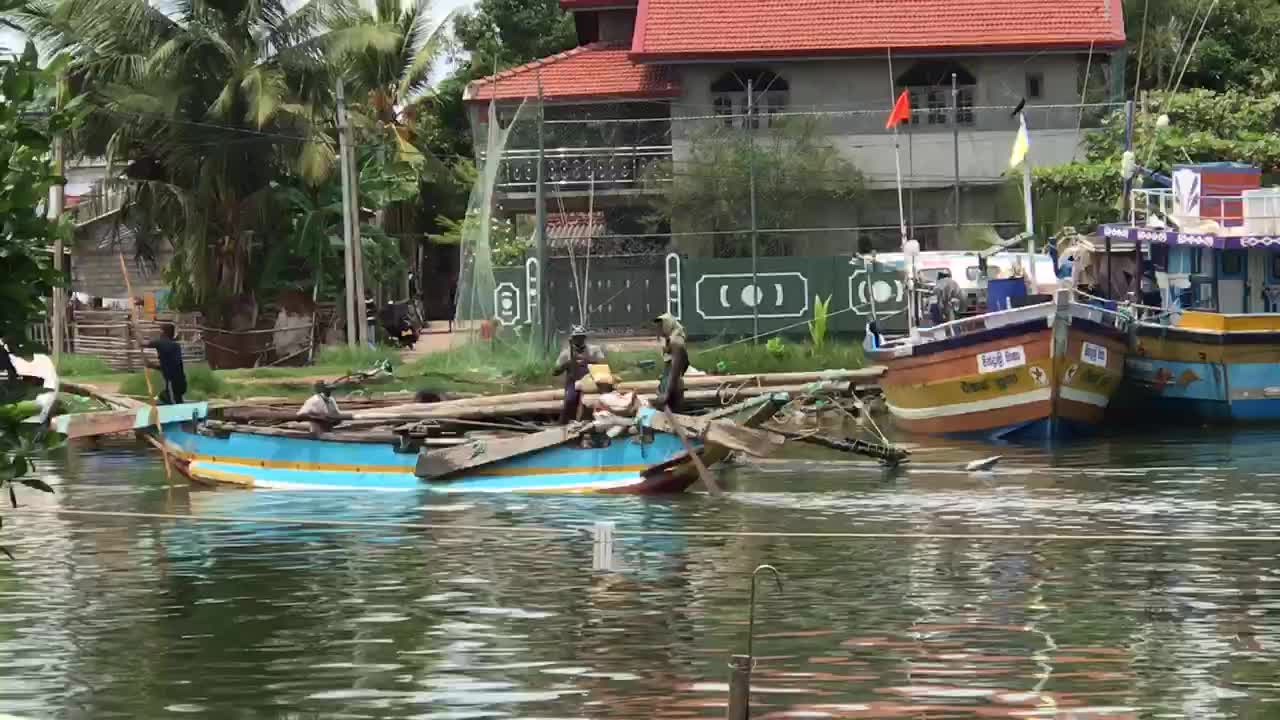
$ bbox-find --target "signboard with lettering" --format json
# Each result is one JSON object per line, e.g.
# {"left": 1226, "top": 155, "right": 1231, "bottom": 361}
{"left": 1081, "top": 341, "right": 1108, "bottom": 368}
{"left": 978, "top": 346, "right": 1027, "bottom": 374}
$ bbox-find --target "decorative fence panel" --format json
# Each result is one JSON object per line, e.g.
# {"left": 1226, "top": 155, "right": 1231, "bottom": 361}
{"left": 491, "top": 254, "right": 908, "bottom": 340}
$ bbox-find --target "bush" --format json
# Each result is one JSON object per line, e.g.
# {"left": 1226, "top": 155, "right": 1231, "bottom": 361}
{"left": 118, "top": 363, "right": 227, "bottom": 401}
{"left": 56, "top": 354, "right": 112, "bottom": 377}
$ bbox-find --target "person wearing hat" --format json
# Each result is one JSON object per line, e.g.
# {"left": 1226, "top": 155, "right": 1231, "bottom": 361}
{"left": 298, "top": 381, "right": 344, "bottom": 435}
{"left": 552, "top": 324, "right": 606, "bottom": 424}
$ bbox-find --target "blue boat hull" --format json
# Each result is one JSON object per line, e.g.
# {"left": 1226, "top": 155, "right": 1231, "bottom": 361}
{"left": 1126, "top": 317, "right": 1280, "bottom": 420}
{"left": 157, "top": 423, "right": 700, "bottom": 493}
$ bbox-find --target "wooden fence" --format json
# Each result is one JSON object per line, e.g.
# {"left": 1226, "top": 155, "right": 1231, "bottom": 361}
{"left": 30, "top": 310, "right": 206, "bottom": 371}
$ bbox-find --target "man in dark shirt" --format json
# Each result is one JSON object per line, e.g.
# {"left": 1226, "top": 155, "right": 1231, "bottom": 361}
{"left": 552, "top": 325, "right": 606, "bottom": 424}
{"left": 145, "top": 323, "right": 187, "bottom": 404}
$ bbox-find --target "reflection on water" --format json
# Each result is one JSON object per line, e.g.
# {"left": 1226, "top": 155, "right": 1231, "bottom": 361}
{"left": 1, "top": 428, "right": 1279, "bottom": 718}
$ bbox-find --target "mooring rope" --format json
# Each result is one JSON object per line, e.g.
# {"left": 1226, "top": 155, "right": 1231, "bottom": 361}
{"left": 11, "top": 507, "right": 1280, "bottom": 543}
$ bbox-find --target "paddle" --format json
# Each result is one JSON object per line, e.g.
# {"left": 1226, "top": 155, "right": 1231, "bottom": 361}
{"left": 119, "top": 252, "right": 173, "bottom": 482}
{"left": 662, "top": 407, "right": 722, "bottom": 496}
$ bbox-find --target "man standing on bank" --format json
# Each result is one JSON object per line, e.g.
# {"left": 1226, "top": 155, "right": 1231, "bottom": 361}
{"left": 145, "top": 323, "right": 187, "bottom": 404}
{"left": 653, "top": 313, "right": 689, "bottom": 413}
{"left": 552, "top": 324, "right": 606, "bottom": 424}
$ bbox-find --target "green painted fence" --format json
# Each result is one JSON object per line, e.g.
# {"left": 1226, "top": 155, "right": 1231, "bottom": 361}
{"left": 490, "top": 254, "right": 908, "bottom": 339}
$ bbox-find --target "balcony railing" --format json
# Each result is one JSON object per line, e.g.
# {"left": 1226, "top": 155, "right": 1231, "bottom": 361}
{"left": 488, "top": 145, "right": 672, "bottom": 193}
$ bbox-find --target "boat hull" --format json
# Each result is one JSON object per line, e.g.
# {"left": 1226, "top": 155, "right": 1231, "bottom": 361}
{"left": 157, "top": 424, "right": 700, "bottom": 493}
{"left": 1122, "top": 312, "right": 1280, "bottom": 422}
{"left": 873, "top": 294, "right": 1128, "bottom": 442}
{"left": 150, "top": 394, "right": 788, "bottom": 493}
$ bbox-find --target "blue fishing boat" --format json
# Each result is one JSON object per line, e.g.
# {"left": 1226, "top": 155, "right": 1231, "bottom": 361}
{"left": 1101, "top": 162, "right": 1280, "bottom": 422}
{"left": 141, "top": 394, "right": 788, "bottom": 493}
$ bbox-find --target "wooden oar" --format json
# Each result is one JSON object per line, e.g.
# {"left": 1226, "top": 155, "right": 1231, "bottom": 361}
{"left": 118, "top": 252, "right": 172, "bottom": 481}
{"left": 662, "top": 407, "right": 721, "bottom": 496}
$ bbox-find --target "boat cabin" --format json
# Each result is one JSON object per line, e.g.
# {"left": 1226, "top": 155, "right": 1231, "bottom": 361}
{"left": 1101, "top": 162, "right": 1280, "bottom": 315}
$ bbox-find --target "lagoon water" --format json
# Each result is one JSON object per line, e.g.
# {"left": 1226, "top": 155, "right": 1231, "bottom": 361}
{"left": 2, "top": 428, "right": 1279, "bottom": 719}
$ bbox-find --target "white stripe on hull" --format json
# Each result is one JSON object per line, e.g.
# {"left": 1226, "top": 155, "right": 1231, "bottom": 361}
{"left": 887, "top": 387, "right": 1051, "bottom": 421}
{"left": 1060, "top": 386, "right": 1109, "bottom": 407}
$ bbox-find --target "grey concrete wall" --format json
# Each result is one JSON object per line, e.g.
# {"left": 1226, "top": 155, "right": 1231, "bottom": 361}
{"left": 671, "top": 53, "right": 1107, "bottom": 189}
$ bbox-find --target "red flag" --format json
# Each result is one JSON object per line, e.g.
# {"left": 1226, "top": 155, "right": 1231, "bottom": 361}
{"left": 885, "top": 90, "right": 911, "bottom": 129}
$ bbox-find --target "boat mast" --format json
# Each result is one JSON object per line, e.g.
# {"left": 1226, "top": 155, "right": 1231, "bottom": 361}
{"left": 1019, "top": 111, "right": 1035, "bottom": 275}
{"left": 886, "top": 48, "right": 916, "bottom": 334}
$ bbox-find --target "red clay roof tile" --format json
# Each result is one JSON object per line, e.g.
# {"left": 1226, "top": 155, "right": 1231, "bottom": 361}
{"left": 465, "top": 43, "right": 680, "bottom": 104}
{"left": 631, "top": 0, "right": 1125, "bottom": 60}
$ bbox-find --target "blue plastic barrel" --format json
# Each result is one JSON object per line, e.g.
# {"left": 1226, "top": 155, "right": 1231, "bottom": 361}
{"left": 987, "top": 277, "right": 1027, "bottom": 311}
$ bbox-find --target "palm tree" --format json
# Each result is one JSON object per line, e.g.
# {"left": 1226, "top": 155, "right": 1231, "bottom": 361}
{"left": 6, "top": 0, "right": 401, "bottom": 324}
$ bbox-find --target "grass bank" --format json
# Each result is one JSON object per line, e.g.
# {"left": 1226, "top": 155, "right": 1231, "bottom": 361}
{"left": 67, "top": 336, "right": 867, "bottom": 403}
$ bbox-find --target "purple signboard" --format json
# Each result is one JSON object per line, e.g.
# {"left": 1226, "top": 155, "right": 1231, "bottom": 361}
{"left": 1100, "top": 224, "right": 1280, "bottom": 250}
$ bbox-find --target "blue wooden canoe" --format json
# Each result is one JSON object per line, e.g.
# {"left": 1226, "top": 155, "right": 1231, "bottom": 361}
{"left": 152, "top": 394, "right": 788, "bottom": 494}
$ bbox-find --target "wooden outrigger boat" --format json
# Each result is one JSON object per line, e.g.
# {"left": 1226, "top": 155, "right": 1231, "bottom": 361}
{"left": 67, "top": 393, "right": 790, "bottom": 493}
{"left": 871, "top": 287, "right": 1129, "bottom": 441}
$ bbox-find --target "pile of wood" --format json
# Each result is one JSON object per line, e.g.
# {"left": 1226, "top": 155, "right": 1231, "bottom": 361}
{"left": 345, "top": 368, "right": 886, "bottom": 422}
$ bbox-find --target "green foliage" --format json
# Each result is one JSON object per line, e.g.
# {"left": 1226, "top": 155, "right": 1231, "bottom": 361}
{"left": 433, "top": 208, "right": 526, "bottom": 266}
{"left": 1033, "top": 88, "right": 1280, "bottom": 232}
{"left": 692, "top": 341, "right": 867, "bottom": 376}
{"left": 452, "top": 0, "right": 576, "bottom": 80}
{"left": 56, "top": 354, "right": 112, "bottom": 377}
{"left": 0, "top": 384, "right": 58, "bottom": 559}
{"left": 651, "top": 117, "right": 865, "bottom": 256}
{"left": 9, "top": 0, "right": 441, "bottom": 321}
{"left": 808, "top": 295, "right": 832, "bottom": 351}
{"left": 1125, "top": 0, "right": 1280, "bottom": 93}
{"left": 765, "top": 337, "right": 787, "bottom": 358}
{"left": 118, "top": 364, "right": 225, "bottom": 401}
{"left": 0, "top": 43, "right": 76, "bottom": 356}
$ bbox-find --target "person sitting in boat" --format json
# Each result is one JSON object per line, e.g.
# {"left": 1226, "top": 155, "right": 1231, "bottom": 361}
{"left": 930, "top": 270, "right": 965, "bottom": 324}
{"left": 590, "top": 373, "right": 649, "bottom": 438}
{"left": 298, "top": 381, "right": 343, "bottom": 435}
{"left": 653, "top": 313, "right": 690, "bottom": 413}
{"left": 552, "top": 325, "right": 606, "bottom": 425}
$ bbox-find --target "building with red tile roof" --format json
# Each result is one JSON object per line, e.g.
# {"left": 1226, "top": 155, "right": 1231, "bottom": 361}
{"left": 468, "top": 0, "right": 1126, "bottom": 256}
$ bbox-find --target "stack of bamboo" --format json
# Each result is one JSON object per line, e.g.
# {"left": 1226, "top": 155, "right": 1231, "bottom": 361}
{"left": 348, "top": 368, "right": 886, "bottom": 422}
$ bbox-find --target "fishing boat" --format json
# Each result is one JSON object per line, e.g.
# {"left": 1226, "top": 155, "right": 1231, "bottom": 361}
{"left": 871, "top": 286, "right": 1129, "bottom": 441}
{"left": 111, "top": 393, "right": 788, "bottom": 493}
{"left": 1101, "top": 162, "right": 1280, "bottom": 421}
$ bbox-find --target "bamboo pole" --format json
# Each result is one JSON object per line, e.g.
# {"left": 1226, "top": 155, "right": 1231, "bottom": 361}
{"left": 118, "top": 252, "right": 173, "bottom": 480}
{"left": 354, "top": 369, "right": 884, "bottom": 419}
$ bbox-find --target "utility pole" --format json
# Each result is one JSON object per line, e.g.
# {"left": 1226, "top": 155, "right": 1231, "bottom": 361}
{"left": 50, "top": 75, "right": 66, "bottom": 362}
{"left": 336, "top": 78, "right": 358, "bottom": 347}
{"left": 349, "top": 123, "right": 366, "bottom": 347}
{"left": 1116, "top": 99, "right": 1135, "bottom": 300}
{"left": 951, "top": 73, "right": 961, "bottom": 244}
{"left": 747, "top": 77, "right": 759, "bottom": 343}
{"left": 534, "top": 74, "right": 549, "bottom": 349}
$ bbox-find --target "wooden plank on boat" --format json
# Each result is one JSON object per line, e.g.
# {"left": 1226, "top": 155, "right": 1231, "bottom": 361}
{"left": 416, "top": 425, "right": 585, "bottom": 481}
{"left": 52, "top": 402, "right": 209, "bottom": 439}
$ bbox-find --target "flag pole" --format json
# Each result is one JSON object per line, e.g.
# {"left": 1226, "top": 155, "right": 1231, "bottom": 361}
{"left": 1020, "top": 112, "right": 1034, "bottom": 272}
{"left": 886, "top": 48, "right": 915, "bottom": 334}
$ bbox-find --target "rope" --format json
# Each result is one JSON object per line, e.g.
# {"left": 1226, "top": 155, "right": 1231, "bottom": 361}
{"left": 15, "top": 507, "right": 1280, "bottom": 543}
